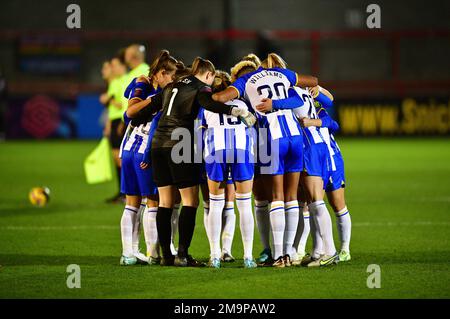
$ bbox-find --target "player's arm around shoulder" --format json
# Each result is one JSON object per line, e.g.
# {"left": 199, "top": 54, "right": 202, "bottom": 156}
{"left": 295, "top": 72, "right": 318, "bottom": 88}
{"left": 125, "top": 77, "right": 154, "bottom": 118}
{"left": 212, "top": 86, "right": 239, "bottom": 103}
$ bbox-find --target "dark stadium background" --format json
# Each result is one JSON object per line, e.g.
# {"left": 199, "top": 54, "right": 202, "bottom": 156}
{"left": 0, "top": 0, "right": 449, "bottom": 139}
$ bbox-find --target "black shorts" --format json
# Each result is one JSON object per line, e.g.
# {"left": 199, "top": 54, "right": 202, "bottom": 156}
{"left": 110, "top": 119, "right": 125, "bottom": 149}
{"left": 151, "top": 147, "right": 200, "bottom": 189}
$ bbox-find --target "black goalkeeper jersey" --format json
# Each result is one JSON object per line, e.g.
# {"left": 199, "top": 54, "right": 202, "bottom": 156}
{"left": 136, "top": 75, "right": 235, "bottom": 149}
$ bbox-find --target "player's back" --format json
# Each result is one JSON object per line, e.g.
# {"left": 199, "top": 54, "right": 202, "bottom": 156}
{"left": 242, "top": 67, "right": 292, "bottom": 109}
{"left": 232, "top": 67, "right": 300, "bottom": 140}
{"left": 292, "top": 86, "right": 326, "bottom": 146}
{"left": 152, "top": 75, "right": 205, "bottom": 148}
{"left": 201, "top": 99, "right": 252, "bottom": 155}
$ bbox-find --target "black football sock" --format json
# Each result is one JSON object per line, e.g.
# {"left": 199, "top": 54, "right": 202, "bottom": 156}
{"left": 156, "top": 207, "right": 173, "bottom": 258}
{"left": 177, "top": 206, "right": 198, "bottom": 258}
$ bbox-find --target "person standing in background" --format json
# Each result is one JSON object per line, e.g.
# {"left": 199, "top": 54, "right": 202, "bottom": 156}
{"left": 124, "top": 44, "right": 150, "bottom": 88}
{"left": 100, "top": 53, "right": 128, "bottom": 203}
{"left": 99, "top": 60, "right": 113, "bottom": 138}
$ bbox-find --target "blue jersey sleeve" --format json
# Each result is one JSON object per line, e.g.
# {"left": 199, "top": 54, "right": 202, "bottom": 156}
{"left": 315, "top": 91, "right": 333, "bottom": 108}
{"left": 141, "top": 111, "right": 162, "bottom": 165}
{"left": 123, "top": 111, "right": 131, "bottom": 126}
{"left": 230, "top": 76, "right": 247, "bottom": 99}
{"left": 130, "top": 81, "right": 152, "bottom": 101}
{"left": 317, "top": 107, "right": 340, "bottom": 133}
{"left": 197, "top": 107, "right": 207, "bottom": 129}
{"left": 124, "top": 78, "right": 137, "bottom": 99}
{"left": 272, "top": 88, "right": 304, "bottom": 109}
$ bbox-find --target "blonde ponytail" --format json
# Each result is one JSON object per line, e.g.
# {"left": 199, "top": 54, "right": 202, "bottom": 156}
{"left": 262, "top": 53, "right": 287, "bottom": 69}
{"left": 230, "top": 60, "right": 258, "bottom": 82}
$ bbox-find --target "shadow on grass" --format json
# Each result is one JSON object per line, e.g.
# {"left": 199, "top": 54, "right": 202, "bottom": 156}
{"left": 1, "top": 251, "right": 449, "bottom": 268}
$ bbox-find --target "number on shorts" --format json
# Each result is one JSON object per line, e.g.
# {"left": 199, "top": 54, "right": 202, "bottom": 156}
{"left": 219, "top": 112, "right": 242, "bottom": 126}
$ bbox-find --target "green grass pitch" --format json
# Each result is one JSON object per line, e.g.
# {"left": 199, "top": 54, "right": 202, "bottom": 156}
{"left": 0, "top": 138, "right": 449, "bottom": 298}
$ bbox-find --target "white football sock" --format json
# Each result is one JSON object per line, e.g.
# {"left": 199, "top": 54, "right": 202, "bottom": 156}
{"left": 203, "top": 200, "right": 210, "bottom": 236}
{"left": 221, "top": 201, "right": 236, "bottom": 255}
{"left": 143, "top": 206, "right": 159, "bottom": 258}
{"left": 297, "top": 210, "right": 311, "bottom": 256}
{"left": 170, "top": 204, "right": 180, "bottom": 255}
{"left": 335, "top": 206, "right": 352, "bottom": 252}
{"left": 208, "top": 193, "right": 225, "bottom": 259}
{"left": 121, "top": 205, "right": 138, "bottom": 257}
{"left": 309, "top": 208, "right": 324, "bottom": 259}
{"left": 255, "top": 200, "right": 271, "bottom": 251}
{"left": 293, "top": 204, "right": 303, "bottom": 252}
{"left": 309, "top": 201, "right": 336, "bottom": 256}
{"left": 269, "top": 201, "right": 285, "bottom": 259}
{"left": 132, "top": 202, "right": 146, "bottom": 254}
{"left": 236, "top": 193, "right": 254, "bottom": 260}
{"left": 284, "top": 200, "right": 299, "bottom": 258}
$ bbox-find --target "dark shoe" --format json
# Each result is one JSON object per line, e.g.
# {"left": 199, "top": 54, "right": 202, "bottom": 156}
{"left": 221, "top": 253, "right": 235, "bottom": 262}
{"left": 256, "top": 248, "right": 272, "bottom": 263}
{"left": 258, "top": 257, "right": 275, "bottom": 267}
{"left": 300, "top": 253, "right": 314, "bottom": 267}
{"left": 160, "top": 255, "right": 175, "bottom": 266}
{"left": 175, "top": 255, "right": 205, "bottom": 267}
{"left": 283, "top": 254, "right": 292, "bottom": 267}
{"left": 272, "top": 256, "right": 285, "bottom": 268}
